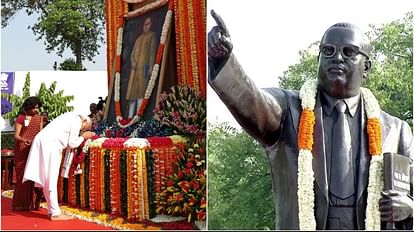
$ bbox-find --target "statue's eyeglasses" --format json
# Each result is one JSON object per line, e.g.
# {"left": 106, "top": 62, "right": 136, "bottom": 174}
{"left": 320, "top": 44, "right": 369, "bottom": 59}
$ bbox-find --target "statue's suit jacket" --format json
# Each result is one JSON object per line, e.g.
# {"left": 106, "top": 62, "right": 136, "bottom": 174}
{"left": 209, "top": 54, "right": 413, "bottom": 230}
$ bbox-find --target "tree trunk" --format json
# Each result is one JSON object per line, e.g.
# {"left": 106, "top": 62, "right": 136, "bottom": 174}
{"left": 75, "top": 39, "right": 83, "bottom": 69}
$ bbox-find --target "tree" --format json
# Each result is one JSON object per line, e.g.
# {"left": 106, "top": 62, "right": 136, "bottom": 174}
{"left": 207, "top": 122, "right": 275, "bottom": 230}
{"left": 278, "top": 41, "right": 319, "bottom": 90}
{"left": 58, "top": 58, "right": 86, "bottom": 70}
{"left": 278, "top": 13, "right": 413, "bottom": 126}
{"left": 1, "top": 72, "right": 75, "bottom": 125}
{"left": 1, "top": 0, "right": 105, "bottom": 69}
{"left": 365, "top": 12, "right": 413, "bottom": 126}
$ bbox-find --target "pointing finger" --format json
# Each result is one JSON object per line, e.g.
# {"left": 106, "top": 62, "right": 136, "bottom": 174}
{"left": 210, "top": 9, "right": 230, "bottom": 37}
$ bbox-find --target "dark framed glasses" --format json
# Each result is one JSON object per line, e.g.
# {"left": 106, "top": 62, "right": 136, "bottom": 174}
{"left": 320, "top": 44, "right": 369, "bottom": 59}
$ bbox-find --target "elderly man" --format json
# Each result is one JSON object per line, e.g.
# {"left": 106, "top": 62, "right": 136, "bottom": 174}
{"left": 23, "top": 112, "right": 95, "bottom": 221}
{"left": 208, "top": 10, "right": 413, "bottom": 230}
{"left": 126, "top": 16, "right": 157, "bottom": 119}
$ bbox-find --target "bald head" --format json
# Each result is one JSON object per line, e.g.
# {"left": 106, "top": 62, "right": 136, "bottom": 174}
{"left": 80, "top": 115, "right": 92, "bottom": 131}
{"left": 321, "top": 22, "right": 372, "bottom": 59}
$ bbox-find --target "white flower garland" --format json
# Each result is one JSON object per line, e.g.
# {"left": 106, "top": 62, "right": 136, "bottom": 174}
{"left": 298, "top": 79, "right": 383, "bottom": 230}
{"left": 114, "top": 26, "right": 123, "bottom": 103}
{"left": 123, "top": 138, "right": 150, "bottom": 149}
{"left": 125, "top": 0, "right": 169, "bottom": 19}
{"left": 87, "top": 137, "right": 108, "bottom": 148}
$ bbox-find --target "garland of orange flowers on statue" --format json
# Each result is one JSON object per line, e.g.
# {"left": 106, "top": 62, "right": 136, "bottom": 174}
{"left": 296, "top": 79, "right": 383, "bottom": 230}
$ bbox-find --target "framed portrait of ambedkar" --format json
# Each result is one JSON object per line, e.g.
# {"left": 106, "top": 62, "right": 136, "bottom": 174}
{"left": 106, "top": 1, "right": 177, "bottom": 125}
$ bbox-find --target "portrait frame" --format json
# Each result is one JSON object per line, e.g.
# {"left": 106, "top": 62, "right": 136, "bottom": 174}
{"left": 105, "top": 1, "right": 176, "bottom": 124}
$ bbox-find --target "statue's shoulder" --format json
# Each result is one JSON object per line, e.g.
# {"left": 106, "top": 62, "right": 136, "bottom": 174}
{"left": 262, "top": 88, "right": 300, "bottom": 110}
{"left": 380, "top": 110, "right": 407, "bottom": 127}
{"left": 262, "top": 88, "right": 299, "bottom": 99}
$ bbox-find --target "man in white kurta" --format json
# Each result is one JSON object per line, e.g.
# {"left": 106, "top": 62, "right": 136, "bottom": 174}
{"left": 23, "top": 112, "right": 95, "bottom": 220}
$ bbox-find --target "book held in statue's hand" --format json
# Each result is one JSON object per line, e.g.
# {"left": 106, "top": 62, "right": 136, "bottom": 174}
{"left": 383, "top": 152, "right": 411, "bottom": 193}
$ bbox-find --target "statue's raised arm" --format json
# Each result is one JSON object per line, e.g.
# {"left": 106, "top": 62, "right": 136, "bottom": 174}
{"left": 207, "top": 10, "right": 284, "bottom": 148}
{"left": 208, "top": 9, "right": 233, "bottom": 77}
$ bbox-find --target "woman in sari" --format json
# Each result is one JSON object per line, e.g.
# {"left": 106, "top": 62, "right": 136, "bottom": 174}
{"left": 12, "top": 96, "right": 44, "bottom": 211}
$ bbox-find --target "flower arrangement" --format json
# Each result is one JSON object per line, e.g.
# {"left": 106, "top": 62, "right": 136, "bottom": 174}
{"left": 156, "top": 138, "right": 207, "bottom": 222}
{"left": 153, "top": 85, "right": 206, "bottom": 136}
{"left": 130, "top": 119, "right": 173, "bottom": 138}
{"left": 92, "top": 119, "right": 171, "bottom": 138}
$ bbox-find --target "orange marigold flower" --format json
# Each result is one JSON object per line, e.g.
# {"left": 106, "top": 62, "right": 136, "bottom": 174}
{"left": 367, "top": 118, "right": 382, "bottom": 155}
{"left": 298, "top": 109, "right": 316, "bottom": 151}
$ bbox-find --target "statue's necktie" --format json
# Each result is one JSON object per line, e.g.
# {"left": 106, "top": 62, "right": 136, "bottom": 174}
{"left": 330, "top": 100, "right": 354, "bottom": 199}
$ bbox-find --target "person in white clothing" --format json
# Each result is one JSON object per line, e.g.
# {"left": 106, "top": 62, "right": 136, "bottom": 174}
{"left": 23, "top": 113, "right": 96, "bottom": 221}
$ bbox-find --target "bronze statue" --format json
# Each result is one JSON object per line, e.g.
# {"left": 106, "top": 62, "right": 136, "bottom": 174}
{"left": 208, "top": 9, "right": 413, "bottom": 230}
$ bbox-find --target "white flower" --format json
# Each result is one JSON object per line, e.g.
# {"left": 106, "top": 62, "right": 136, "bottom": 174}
{"left": 299, "top": 79, "right": 318, "bottom": 109}
{"left": 114, "top": 73, "right": 121, "bottom": 101}
{"left": 124, "top": 138, "right": 149, "bottom": 149}
{"left": 361, "top": 87, "right": 380, "bottom": 118}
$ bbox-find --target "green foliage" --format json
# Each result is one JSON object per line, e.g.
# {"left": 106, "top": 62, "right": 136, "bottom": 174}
{"left": 36, "top": 81, "right": 75, "bottom": 120}
{"left": 58, "top": 58, "right": 86, "bottom": 70}
{"left": 207, "top": 122, "right": 275, "bottom": 230}
{"left": 278, "top": 41, "right": 319, "bottom": 90}
{"left": 1, "top": 72, "right": 74, "bottom": 126}
{"left": 1, "top": 0, "right": 27, "bottom": 28}
{"left": 1, "top": 0, "right": 105, "bottom": 67}
{"left": 277, "top": 13, "right": 413, "bottom": 126}
{"left": 365, "top": 12, "right": 413, "bottom": 126}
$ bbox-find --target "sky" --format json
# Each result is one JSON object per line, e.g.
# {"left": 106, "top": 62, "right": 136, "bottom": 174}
{"left": 207, "top": 0, "right": 413, "bottom": 127}
{"left": 1, "top": 11, "right": 107, "bottom": 71}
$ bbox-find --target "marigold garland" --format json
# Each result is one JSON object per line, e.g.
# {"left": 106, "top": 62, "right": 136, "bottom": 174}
{"left": 297, "top": 109, "right": 315, "bottom": 150}
{"left": 297, "top": 79, "right": 383, "bottom": 230}
{"left": 173, "top": 0, "right": 206, "bottom": 96}
{"left": 80, "top": 162, "right": 85, "bottom": 208}
{"left": 84, "top": 154, "right": 90, "bottom": 208}
{"left": 109, "top": 149, "right": 121, "bottom": 216}
{"left": 100, "top": 149, "right": 106, "bottom": 212}
{"left": 75, "top": 174, "right": 81, "bottom": 206}
{"left": 367, "top": 118, "right": 382, "bottom": 155}
{"left": 187, "top": 1, "right": 199, "bottom": 90}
